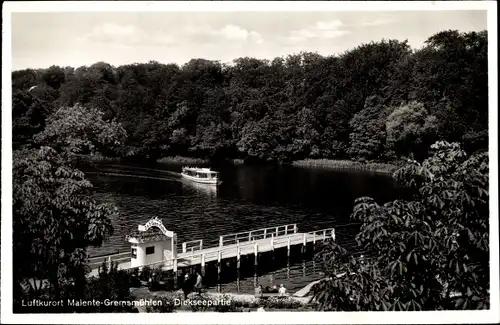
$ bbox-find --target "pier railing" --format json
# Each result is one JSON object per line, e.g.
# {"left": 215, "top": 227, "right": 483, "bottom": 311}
{"left": 139, "top": 227, "right": 335, "bottom": 272}
{"left": 219, "top": 223, "right": 298, "bottom": 247}
{"left": 309, "top": 228, "right": 335, "bottom": 244}
{"left": 87, "top": 224, "right": 335, "bottom": 271}
{"left": 180, "top": 239, "right": 204, "bottom": 254}
{"left": 88, "top": 251, "right": 131, "bottom": 270}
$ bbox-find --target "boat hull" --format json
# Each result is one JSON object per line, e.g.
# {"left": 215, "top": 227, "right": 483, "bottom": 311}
{"left": 181, "top": 173, "right": 221, "bottom": 185}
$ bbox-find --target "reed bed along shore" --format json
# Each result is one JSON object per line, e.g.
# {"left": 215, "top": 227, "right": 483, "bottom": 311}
{"left": 80, "top": 153, "right": 398, "bottom": 175}
{"left": 157, "top": 156, "right": 244, "bottom": 165}
{"left": 292, "top": 159, "right": 399, "bottom": 174}
{"left": 157, "top": 156, "right": 209, "bottom": 165}
{"left": 75, "top": 154, "right": 121, "bottom": 163}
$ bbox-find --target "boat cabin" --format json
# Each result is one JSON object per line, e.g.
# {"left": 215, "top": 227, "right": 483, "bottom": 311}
{"left": 182, "top": 167, "right": 219, "bottom": 179}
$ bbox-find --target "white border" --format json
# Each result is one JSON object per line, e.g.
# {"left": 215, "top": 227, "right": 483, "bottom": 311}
{"left": 1, "top": 1, "right": 498, "bottom": 324}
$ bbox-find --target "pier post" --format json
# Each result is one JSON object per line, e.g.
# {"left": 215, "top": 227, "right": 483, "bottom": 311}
{"left": 217, "top": 250, "right": 222, "bottom": 291}
{"left": 237, "top": 269, "right": 240, "bottom": 293}
{"left": 191, "top": 247, "right": 194, "bottom": 258}
{"left": 248, "top": 231, "right": 252, "bottom": 241}
{"left": 219, "top": 236, "right": 223, "bottom": 249}
{"left": 270, "top": 236, "right": 274, "bottom": 251}
{"left": 236, "top": 246, "right": 241, "bottom": 269}
{"left": 254, "top": 243, "right": 259, "bottom": 266}
{"left": 173, "top": 258, "right": 178, "bottom": 273}
{"left": 182, "top": 242, "right": 187, "bottom": 253}
{"left": 200, "top": 239, "right": 203, "bottom": 250}
{"left": 323, "top": 229, "right": 326, "bottom": 240}
{"left": 302, "top": 233, "right": 307, "bottom": 253}
{"left": 107, "top": 256, "right": 112, "bottom": 270}
{"left": 287, "top": 236, "right": 291, "bottom": 257}
{"left": 275, "top": 227, "right": 279, "bottom": 237}
{"left": 313, "top": 232, "right": 316, "bottom": 245}
{"left": 264, "top": 228, "right": 267, "bottom": 238}
{"left": 201, "top": 253, "right": 206, "bottom": 276}
{"left": 174, "top": 267, "right": 178, "bottom": 289}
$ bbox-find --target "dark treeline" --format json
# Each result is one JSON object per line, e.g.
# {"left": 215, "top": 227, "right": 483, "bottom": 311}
{"left": 12, "top": 29, "right": 488, "bottom": 163}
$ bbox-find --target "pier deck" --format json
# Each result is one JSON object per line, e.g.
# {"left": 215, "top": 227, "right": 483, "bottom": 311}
{"left": 88, "top": 224, "right": 335, "bottom": 278}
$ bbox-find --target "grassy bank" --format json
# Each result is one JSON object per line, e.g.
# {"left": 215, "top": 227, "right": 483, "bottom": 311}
{"left": 80, "top": 153, "right": 399, "bottom": 175}
{"left": 157, "top": 156, "right": 244, "bottom": 165}
{"left": 157, "top": 156, "right": 210, "bottom": 165}
{"left": 292, "top": 159, "right": 400, "bottom": 174}
{"left": 75, "top": 154, "right": 121, "bottom": 163}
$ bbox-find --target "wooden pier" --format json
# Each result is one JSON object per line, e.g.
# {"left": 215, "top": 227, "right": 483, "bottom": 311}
{"left": 88, "top": 222, "right": 335, "bottom": 278}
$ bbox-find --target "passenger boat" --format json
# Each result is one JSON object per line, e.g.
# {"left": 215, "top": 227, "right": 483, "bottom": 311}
{"left": 181, "top": 167, "right": 221, "bottom": 185}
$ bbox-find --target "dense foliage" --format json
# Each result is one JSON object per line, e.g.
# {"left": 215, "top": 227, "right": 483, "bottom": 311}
{"left": 12, "top": 30, "right": 488, "bottom": 163}
{"left": 12, "top": 103, "right": 128, "bottom": 312}
{"left": 313, "top": 141, "right": 490, "bottom": 311}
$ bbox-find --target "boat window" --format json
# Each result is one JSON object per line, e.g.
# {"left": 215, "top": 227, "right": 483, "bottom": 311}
{"left": 197, "top": 172, "right": 207, "bottom": 178}
{"left": 146, "top": 246, "right": 155, "bottom": 255}
{"left": 131, "top": 247, "right": 137, "bottom": 258}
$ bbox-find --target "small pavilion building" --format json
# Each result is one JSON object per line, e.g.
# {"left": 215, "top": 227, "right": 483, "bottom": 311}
{"left": 126, "top": 216, "right": 178, "bottom": 269}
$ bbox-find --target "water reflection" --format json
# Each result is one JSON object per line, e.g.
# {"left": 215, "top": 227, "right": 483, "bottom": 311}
{"left": 198, "top": 246, "right": 325, "bottom": 295}
{"left": 84, "top": 162, "right": 410, "bottom": 261}
{"left": 182, "top": 180, "right": 218, "bottom": 197}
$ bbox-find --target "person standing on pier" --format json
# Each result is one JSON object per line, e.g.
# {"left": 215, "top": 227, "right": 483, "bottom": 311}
{"left": 194, "top": 270, "right": 203, "bottom": 295}
{"left": 255, "top": 285, "right": 263, "bottom": 298}
{"left": 278, "top": 284, "right": 287, "bottom": 297}
{"left": 182, "top": 273, "right": 193, "bottom": 299}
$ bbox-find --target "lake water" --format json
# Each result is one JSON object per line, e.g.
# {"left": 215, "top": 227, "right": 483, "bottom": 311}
{"left": 83, "top": 161, "right": 409, "bottom": 294}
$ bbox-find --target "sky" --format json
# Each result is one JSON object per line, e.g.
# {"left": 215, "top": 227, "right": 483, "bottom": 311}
{"left": 11, "top": 10, "right": 487, "bottom": 70}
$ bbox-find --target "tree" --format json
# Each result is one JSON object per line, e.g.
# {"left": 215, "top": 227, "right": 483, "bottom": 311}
{"left": 41, "top": 65, "right": 66, "bottom": 90}
{"left": 410, "top": 30, "right": 488, "bottom": 152}
{"left": 313, "top": 141, "right": 489, "bottom": 311}
{"left": 13, "top": 102, "right": 128, "bottom": 311}
{"left": 11, "top": 29, "right": 488, "bottom": 163}
{"left": 237, "top": 117, "right": 275, "bottom": 162}
{"left": 386, "top": 101, "right": 438, "bottom": 160}
{"left": 13, "top": 146, "right": 116, "bottom": 311}
{"left": 348, "top": 95, "right": 393, "bottom": 160}
{"left": 34, "top": 104, "right": 127, "bottom": 157}
{"left": 12, "top": 90, "right": 51, "bottom": 147}
{"left": 295, "top": 107, "right": 322, "bottom": 158}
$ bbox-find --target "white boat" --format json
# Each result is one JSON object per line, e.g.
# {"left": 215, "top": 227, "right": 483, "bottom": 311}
{"left": 181, "top": 167, "right": 222, "bottom": 185}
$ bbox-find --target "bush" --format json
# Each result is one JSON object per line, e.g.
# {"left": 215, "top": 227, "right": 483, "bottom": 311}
{"left": 262, "top": 297, "right": 303, "bottom": 309}
{"left": 139, "top": 266, "right": 153, "bottom": 282}
{"left": 147, "top": 268, "right": 176, "bottom": 291}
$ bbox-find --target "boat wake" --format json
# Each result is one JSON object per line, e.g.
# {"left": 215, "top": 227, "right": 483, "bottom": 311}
{"left": 85, "top": 171, "right": 180, "bottom": 183}
{"left": 98, "top": 164, "right": 180, "bottom": 177}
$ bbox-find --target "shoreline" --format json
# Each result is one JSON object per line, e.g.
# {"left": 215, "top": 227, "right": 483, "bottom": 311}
{"left": 81, "top": 154, "right": 400, "bottom": 175}
{"left": 157, "top": 156, "right": 245, "bottom": 165}
{"left": 291, "top": 159, "right": 399, "bottom": 174}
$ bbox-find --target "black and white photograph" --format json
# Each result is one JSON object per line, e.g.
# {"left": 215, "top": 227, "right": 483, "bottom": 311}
{"left": 1, "top": 1, "right": 498, "bottom": 324}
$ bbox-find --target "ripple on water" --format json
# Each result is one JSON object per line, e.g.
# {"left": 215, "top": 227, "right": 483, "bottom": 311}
{"left": 84, "top": 163, "right": 404, "bottom": 265}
